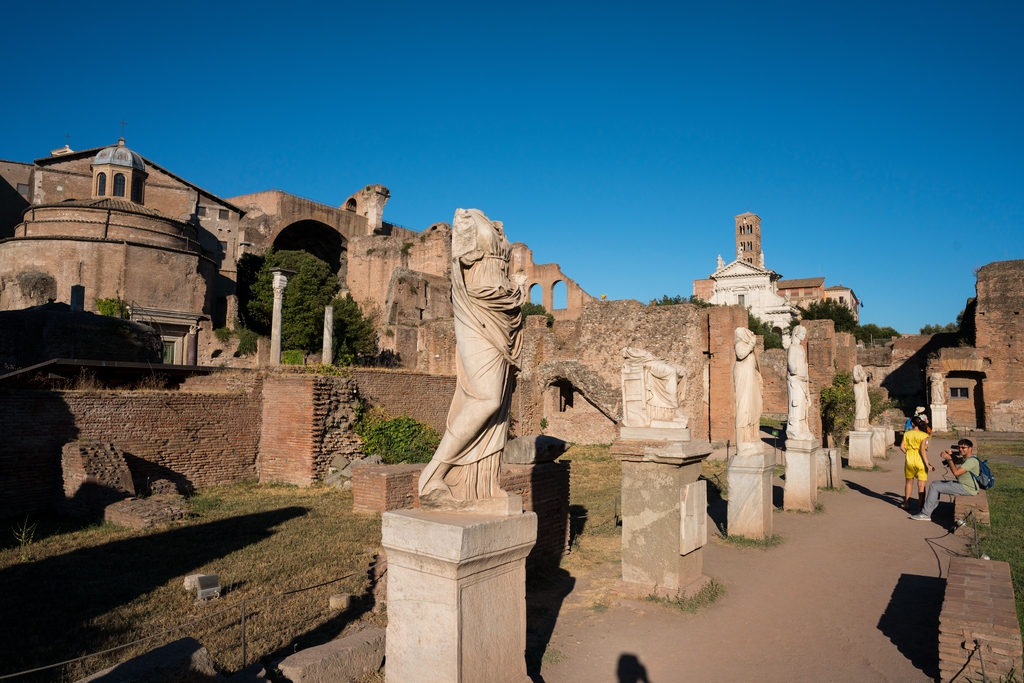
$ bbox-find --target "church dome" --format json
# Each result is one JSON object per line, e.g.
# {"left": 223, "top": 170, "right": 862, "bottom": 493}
{"left": 93, "top": 138, "right": 145, "bottom": 171}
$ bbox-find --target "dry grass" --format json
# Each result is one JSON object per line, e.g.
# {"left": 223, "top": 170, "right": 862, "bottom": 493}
{"left": 979, "top": 442, "right": 1024, "bottom": 457}
{"left": 557, "top": 445, "right": 622, "bottom": 575}
{"left": 0, "top": 483, "right": 381, "bottom": 682}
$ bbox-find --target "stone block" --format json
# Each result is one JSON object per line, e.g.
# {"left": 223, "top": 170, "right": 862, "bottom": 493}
{"left": 680, "top": 480, "right": 707, "bottom": 555}
{"left": 931, "top": 404, "right": 948, "bottom": 432}
{"left": 502, "top": 435, "right": 568, "bottom": 464}
{"left": 620, "top": 425, "right": 692, "bottom": 441}
{"left": 382, "top": 509, "right": 537, "bottom": 683}
{"left": 277, "top": 626, "right": 385, "bottom": 683}
{"left": 329, "top": 593, "right": 351, "bottom": 610}
{"left": 727, "top": 449, "right": 774, "bottom": 539}
{"left": 75, "top": 637, "right": 216, "bottom": 682}
{"left": 848, "top": 430, "right": 874, "bottom": 468}
{"left": 871, "top": 426, "right": 888, "bottom": 459}
{"left": 816, "top": 448, "right": 841, "bottom": 489}
{"left": 785, "top": 438, "right": 819, "bottom": 512}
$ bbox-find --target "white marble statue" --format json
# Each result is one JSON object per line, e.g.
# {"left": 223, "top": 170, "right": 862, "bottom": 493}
{"left": 418, "top": 209, "right": 528, "bottom": 503}
{"left": 717, "top": 254, "right": 725, "bottom": 269}
{"left": 930, "top": 372, "right": 946, "bottom": 406}
{"left": 621, "top": 347, "right": 689, "bottom": 428}
{"left": 785, "top": 325, "right": 814, "bottom": 441}
{"left": 733, "top": 328, "right": 763, "bottom": 449}
{"left": 853, "top": 364, "right": 870, "bottom": 431}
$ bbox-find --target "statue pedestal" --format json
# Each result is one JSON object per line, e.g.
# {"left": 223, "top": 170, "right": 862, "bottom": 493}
{"left": 847, "top": 430, "right": 874, "bottom": 469}
{"left": 611, "top": 435, "right": 712, "bottom": 596}
{"left": 816, "top": 447, "right": 841, "bottom": 489}
{"left": 784, "top": 438, "right": 819, "bottom": 511}
{"left": 727, "top": 447, "right": 774, "bottom": 539}
{"left": 931, "top": 404, "right": 948, "bottom": 432}
{"left": 871, "top": 426, "right": 888, "bottom": 460}
{"left": 381, "top": 508, "right": 537, "bottom": 683}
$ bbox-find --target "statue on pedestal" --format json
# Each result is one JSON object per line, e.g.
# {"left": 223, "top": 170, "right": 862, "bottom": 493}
{"left": 733, "top": 328, "right": 763, "bottom": 451}
{"left": 853, "top": 364, "right": 870, "bottom": 431}
{"left": 620, "top": 347, "right": 689, "bottom": 428}
{"left": 418, "top": 209, "right": 528, "bottom": 503}
{"left": 930, "top": 373, "right": 946, "bottom": 406}
{"left": 784, "top": 325, "right": 814, "bottom": 441}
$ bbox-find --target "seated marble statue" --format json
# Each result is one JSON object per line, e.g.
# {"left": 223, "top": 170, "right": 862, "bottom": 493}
{"left": 621, "top": 347, "right": 689, "bottom": 429}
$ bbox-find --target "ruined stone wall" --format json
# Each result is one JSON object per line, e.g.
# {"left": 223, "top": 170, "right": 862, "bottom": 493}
{"left": 835, "top": 332, "right": 857, "bottom": 373}
{"left": 760, "top": 348, "right": 788, "bottom": 418}
{"left": 415, "top": 318, "right": 457, "bottom": 375}
{"left": 702, "top": 305, "right": 749, "bottom": 444}
{"left": 511, "top": 242, "right": 594, "bottom": 321}
{"left": 805, "top": 319, "right": 835, "bottom": 441}
{"left": 349, "top": 368, "right": 456, "bottom": 434}
{"left": 382, "top": 268, "right": 454, "bottom": 367}
{"left": 0, "top": 385, "right": 262, "bottom": 518}
{"left": 974, "top": 259, "right": 1024, "bottom": 430}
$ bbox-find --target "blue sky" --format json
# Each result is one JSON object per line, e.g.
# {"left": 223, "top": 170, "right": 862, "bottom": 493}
{"left": 3, "top": 1, "right": 1021, "bottom": 333}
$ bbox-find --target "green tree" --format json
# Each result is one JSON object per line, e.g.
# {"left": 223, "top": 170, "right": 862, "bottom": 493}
{"left": 747, "top": 312, "right": 783, "bottom": 350}
{"left": 521, "top": 301, "right": 555, "bottom": 327}
{"left": 649, "top": 294, "right": 714, "bottom": 308}
{"left": 799, "top": 299, "right": 857, "bottom": 333}
{"left": 820, "top": 370, "right": 855, "bottom": 445}
{"left": 330, "top": 293, "right": 377, "bottom": 365}
{"left": 919, "top": 322, "right": 958, "bottom": 335}
{"left": 855, "top": 323, "right": 901, "bottom": 344}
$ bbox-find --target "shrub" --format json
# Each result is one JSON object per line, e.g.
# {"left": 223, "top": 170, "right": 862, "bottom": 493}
{"left": 522, "top": 301, "right": 554, "bottom": 327}
{"left": 235, "top": 328, "right": 258, "bottom": 356}
{"left": 330, "top": 294, "right": 377, "bottom": 365}
{"left": 95, "top": 298, "right": 129, "bottom": 319}
{"left": 748, "top": 312, "right": 783, "bottom": 350}
{"left": 281, "top": 350, "right": 305, "bottom": 365}
{"left": 821, "top": 370, "right": 854, "bottom": 444}
{"left": 214, "top": 327, "right": 233, "bottom": 343}
{"left": 799, "top": 299, "right": 857, "bottom": 334}
{"left": 354, "top": 407, "right": 440, "bottom": 464}
{"left": 868, "top": 388, "right": 893, "bottom": 423}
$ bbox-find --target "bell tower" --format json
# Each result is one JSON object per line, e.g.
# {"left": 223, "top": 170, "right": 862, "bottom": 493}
{"left": 735, "top": 212, "right": 762, "bottom": 267}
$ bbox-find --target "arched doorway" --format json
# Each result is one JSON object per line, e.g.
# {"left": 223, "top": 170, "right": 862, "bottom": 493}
{"left": 272, "top": 220, "right": 348, "bottom": 282}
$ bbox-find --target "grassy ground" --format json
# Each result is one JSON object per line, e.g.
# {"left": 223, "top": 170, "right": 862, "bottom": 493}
{"left": 0, "top": 483, "right": 381, "bottom": 682}
{"left": 979, "top": 463, "right": 1024, "bottom": 632}
{"left": 979, "top": 442, "right": 1024, "bottom": 457}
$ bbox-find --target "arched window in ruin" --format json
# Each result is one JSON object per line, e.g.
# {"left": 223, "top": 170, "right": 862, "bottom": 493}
{"left": 96, "top": 172, "right": 106, "bottom": 196}
{"left": 113, "top": 173, "right": 126, "bottom": 197}
{"left": 131, "top": 176, "right": 144, "bottom": 203}
{"left": 345, "top": 197, "right": 357, "bottom": 211}
{"left": 552, "top": 280, "right": 568, "bottom": 310}
{"left": 529, "top": 283, "right": 542, "bottom": 304}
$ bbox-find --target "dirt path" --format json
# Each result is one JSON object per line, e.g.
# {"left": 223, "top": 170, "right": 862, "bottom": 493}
{"left": 536, "top": 458, "right": 969, "bottom": 683}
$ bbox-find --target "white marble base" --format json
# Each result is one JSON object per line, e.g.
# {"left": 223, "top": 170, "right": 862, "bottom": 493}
{"left": 619, "top": 425, "right": 692, "bottom": 441}
{"left": 816, "top": 447, "right": 841, "bottom": 489}
{"left": 847, "top": 430, "right": 874, "bottom": 469}
{"left": 381, "top": 509, "right": 537, "bottom": 683}
{"left": 871, "top": 426, "right": 888, "bottom": 459}
{"left": 931, "top": 404, "right": 947, "bottom": 432}
{"left": 727, "top": 448, "right": 774, "bottom": 539}
{"left": 785, "top": 438, "right": 819, "bottom": 511}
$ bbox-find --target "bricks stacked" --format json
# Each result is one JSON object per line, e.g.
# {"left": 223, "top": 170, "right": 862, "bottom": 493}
{"left": 954, "top": 490, "right": 990, "bottom": 526}
{"left": 939, "top": 557, "right": 1022, "bottom": 683}
{"left": 259, "top": 375, "right": 317, "bottom": 485}
{"left": 702, "top": 306, "right": 748, "bottom": 444}
{"left": 351, "top": 464, "right": 425, "bottom": 513}
{"left": 349, "top": 369, "right": 456, "bottom": 435}
{"left": 500, "top": 462, "right": 570, "bottom": 569}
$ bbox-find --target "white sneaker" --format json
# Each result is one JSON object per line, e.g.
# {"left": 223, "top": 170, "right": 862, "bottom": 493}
{"left": 910, "top": 513, "right": 931, "bottom": 521}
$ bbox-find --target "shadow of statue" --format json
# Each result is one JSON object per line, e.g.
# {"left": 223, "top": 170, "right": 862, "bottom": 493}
{"left": 526, "top": 567, "right": 576, "bottom": 682}
{"left": 617, "top": 653, "right": 651, "bottom": 682}
{"left": 877, "top": 573, "right": 944, "bottom": 680}
{"left": 844, "top": 480, "right": 905, "bottom": 508}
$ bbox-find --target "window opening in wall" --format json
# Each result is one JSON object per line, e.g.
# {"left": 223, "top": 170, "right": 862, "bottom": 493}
{"left": 552, "top": 280, "right": 568, "bottom": 310}
{"left": 738, "top": 294, "right": 745, "bottom": 307}
{"left": 95, "top": 174, "right": 106, "bottom": 196}
{"left": 197, "top": 206, "right": 207, "bottom": 217}
{"left": 113, "top": 173, "right": 126, "bottom": 197}
{"left": 951, "top": 387, "right": 969, "bottom": 399}
{"left": 219, "top": 209, "right": 229, "bottom": 220}
{"left": 131, "top": 176, "right": 143, "bottom": 203}
{"left": 218, "top": 241, "right": 228, "bottom": 253}
{"left": 529, "top": 283, "right": 542, "bottom": 304}
{"left": 162, "top": 341, "right": 176, "bottom": 364}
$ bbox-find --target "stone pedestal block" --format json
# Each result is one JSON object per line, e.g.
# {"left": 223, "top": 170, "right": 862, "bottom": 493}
{"left": 847, "top": 430, "right": 874, "bottom": 469}
{"left": 871, "top": 427, "right": 888, "bottom": 459}
{"left": 816, "top": 448, "right": 841, "bottom": 489}
{"left": 931, "top": 404, "right": 947, "bottom": 432}
{"left": 381, "top": 509, "right": 537, "bottom": 683}
{"left": 784, "top": 439, "right": 819, "bottom": 511}
{"left": 727, "top": 448, "right": 774, "bottom": 539}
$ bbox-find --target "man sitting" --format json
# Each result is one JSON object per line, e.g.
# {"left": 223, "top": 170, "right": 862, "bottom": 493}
{"left": 911, "top": 439, "right": 980, "bottom": 520}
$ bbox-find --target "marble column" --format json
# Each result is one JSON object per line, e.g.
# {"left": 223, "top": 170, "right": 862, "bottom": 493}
{"left": 382, "top": 508, "right": 536, "bottom": 683}
{"left": 847, "top": 430, "right": 874, "bottom": 468}
{"left": 186, "top": 324, "right": 198, "bottom": 366}
{"left": 269, "top": 269, "right": 290, "bottom": 366}
{"left": 728, "top": 448, "right": 774, "bottom": 538}
{"left": 322, "top": 305, "right": 334, "bottom": 365}
{"left": 784, "top": 438, "right": 819, "bottom": 511}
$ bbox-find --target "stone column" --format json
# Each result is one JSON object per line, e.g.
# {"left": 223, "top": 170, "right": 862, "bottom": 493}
{"left": 269, "top": 269, "right": 292, "bottom": 366}
{"left": 70, "top": 285, "right": 85, "bottom": 312}
{"left": 847, "top": 430, "right": 874, "bottom": 468}
{"left": 784, "top": 438, "right": 819, "bottom": 511}
{"left": 728, "top": 448, "right": 774, "bottom": 538}
{"left": 931, "top": 404, "right": 948, "bottom": 432}
{"left": 186, "top": 325, "right": 199, "bottom": 366}
{"left": 381, "top": 508, "right": 537, "bottom": 683}
{"left": 322, "top": 305, "right": 334, "bottom": 365}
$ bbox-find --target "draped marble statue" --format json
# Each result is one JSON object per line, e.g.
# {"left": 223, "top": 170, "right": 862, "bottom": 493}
{"left": 418, "top": 209, "right": 528, "bottom": 504}
{"left": 930, "top": 372, "right": 946, "bottom": 406}
{"left": 620, "top": 347, "right": 689, "bottom": 428}
{"left": 853, "top": 364, "right": 870, "bottom": 431}
{"left": 733, "top": 328, "right": 763, "bottom": 454}
{"left": 784, "top": 325, "right": 814, "bottom": 441}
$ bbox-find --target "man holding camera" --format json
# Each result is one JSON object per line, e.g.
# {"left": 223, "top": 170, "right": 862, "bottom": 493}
{"left": 910, "top": 439, "right": 981, "bottom": 520}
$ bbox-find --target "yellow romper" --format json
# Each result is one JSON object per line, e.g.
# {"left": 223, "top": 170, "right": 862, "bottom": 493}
{"left": 903, "top": 429, "right": 929, "bottom": 480}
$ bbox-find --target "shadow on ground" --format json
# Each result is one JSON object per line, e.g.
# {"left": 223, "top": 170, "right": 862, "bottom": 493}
{"left": 845, "top": 480, "right": 905, "bottom": 508}
{"left": 526, "top": 566, "right": 576, "bottom": 682}
{"left": 877, "top": 573, "right": 944, "bottom": 681}
{"left": 617, "top": 653, "right": 651, "bottom": 682}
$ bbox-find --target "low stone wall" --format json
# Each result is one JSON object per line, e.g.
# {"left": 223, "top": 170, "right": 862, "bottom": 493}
{"left": 953, "top": 490, "right": 990, "bottom": 526}
{"left": 939, "top": 557, "right": 1022, "bottom": 682}
{"left": 352, "top": 464, "right": 425, "bottom": 513}
{"left": 349, "top": 368, "right": 456, "bottom": 434}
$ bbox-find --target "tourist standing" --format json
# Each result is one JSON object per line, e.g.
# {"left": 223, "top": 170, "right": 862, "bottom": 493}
{"left": 900, "top": 416, "right": 933, "bottom": 512}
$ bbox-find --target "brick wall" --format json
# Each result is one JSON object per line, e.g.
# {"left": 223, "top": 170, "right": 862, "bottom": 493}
{"left": 703, "top": 305, "right": 748, "bottom": 444}
{"left": 760, "top": 348, "right": 788, "bottom": 417}
{"left": 805, "top": 319, "right": 835, "bottom": 441}
{"left": 349, "top": 368, "right": 456, "bottom": 434}
{"left": 939, "top": 556, "right": 1022, "bottom": 682}
{"left": 351, "top": 464, "right": 424, "bottom": 513}
{"left": 975, "top": 260, "right": 1024, "bottom": 431}
{"left": 0, "top": 387, "right": 261, "bottom": 518}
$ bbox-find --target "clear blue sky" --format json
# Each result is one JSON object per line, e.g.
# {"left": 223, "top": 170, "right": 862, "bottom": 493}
{"left": 3, "top": 1, "right": 1021, "bottom": 333}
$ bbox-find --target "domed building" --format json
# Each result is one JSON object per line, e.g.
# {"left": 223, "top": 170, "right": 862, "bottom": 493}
{"left": 0, "top": 139, "right": 243, "bottom": 363}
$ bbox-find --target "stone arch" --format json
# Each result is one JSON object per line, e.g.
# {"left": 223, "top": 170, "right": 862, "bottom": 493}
{"left": 539, "top": 372, "right": 617, "bottom": 445}
{"left": 528, "top": 283, "right": 542, "bottom": 304}
{"left": 272, "top": 219, "right": 348, "bottom": 277}
{"left": 551, "top": 280, "right": 568, "bottom": 310}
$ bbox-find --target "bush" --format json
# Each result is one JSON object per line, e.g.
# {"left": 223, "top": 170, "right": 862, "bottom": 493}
{"left": 329, "top": 294, "right": 377, "bottom": 365}
{"left": 354, "top": 407, "right": 440, "bottom": 464}
{"left": 856, "top": 323, "right": 901, "bottom": 344}
{"left": 868, "top": 388, "right": 893, "bottom": 423}
{"left": 214, "top": 327, "right": 233, "bottom": 343}
{"left": 522, "top": 301, "right": 554, "bottom": 327}
{"left": 235, "top": 328, "right": 258, "bottom": 356}
{"left": 649, "top": 294, "right": 714, "bottom": 308}
{"left": 799, "top": 299, "right": 857, "bottom": 334}
{"left": 281, "top": 349, "right": 305, "bottom": 365}
{"left": 748, "top": 312, "right": 783, "bottom": 350}
{"left": 95, "top": 298, "right": 129, "bottom": 319}
{"left": 820, "top": 370, "right": 854, "bottom": 445}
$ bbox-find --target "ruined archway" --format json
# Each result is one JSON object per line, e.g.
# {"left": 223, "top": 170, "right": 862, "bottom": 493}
{"left": 541, "top": 375, "right": 616, "bottom": 445}
{"left": 272, "top": 220, "right": 348, "bottom": 280}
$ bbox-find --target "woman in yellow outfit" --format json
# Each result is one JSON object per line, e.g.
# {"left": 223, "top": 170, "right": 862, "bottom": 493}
{"left": 900, "top": 416, "right": 934, "bottom": 511}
